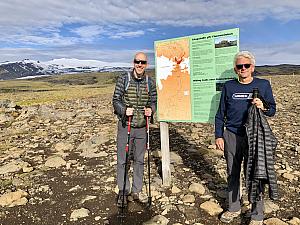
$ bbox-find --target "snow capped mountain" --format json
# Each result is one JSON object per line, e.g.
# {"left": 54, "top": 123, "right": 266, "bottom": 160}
{"left": 0, "top": 59, "right": 45, "bottom": 80}
{"left": 42, "top": 58, "right": 131, "bottom": 74}
{"left": 44, "top": 58, "right": 131, "bottom": 68}
{"left": 0, "top": 58, "right": 132, "bottom": 80}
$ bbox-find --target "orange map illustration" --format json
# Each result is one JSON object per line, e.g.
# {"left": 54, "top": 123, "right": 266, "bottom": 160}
{"left": 156, "top": 38, "right": 191, "bottom": 121}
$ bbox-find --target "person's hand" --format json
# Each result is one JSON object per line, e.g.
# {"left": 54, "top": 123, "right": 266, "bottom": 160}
{"left": 144, "top": 107, "right": 152, "bottom": 117}
{"left": 252, "top": 98, "right": 265, "bottom": 110}
{"left": 126, "top": 107, "right": 134, "bottom": 116}
{"left": 216, "top": 138, "right": 224, "bottom": 151}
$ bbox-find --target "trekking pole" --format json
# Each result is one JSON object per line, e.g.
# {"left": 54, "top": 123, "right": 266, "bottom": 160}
{"left": 121, "top": 115, "right": 132, "bottom": 214}
{"left": 146, "top": 115, "right": 152, "bottom": 207}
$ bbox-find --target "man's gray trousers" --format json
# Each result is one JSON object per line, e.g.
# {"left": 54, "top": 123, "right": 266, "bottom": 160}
{"left": 224, "top": 129, "right": 264, "bottom": 221}
{"left": 117, "top": 121, "right": 146, "bottom": 194}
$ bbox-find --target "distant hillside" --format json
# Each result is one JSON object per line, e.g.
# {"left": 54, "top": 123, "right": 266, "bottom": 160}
{"left": 0, "top": 61, "right": 45, "bottom": 80}
{"left": 0, "top": 59, "right": 131, "bottom": 80}
{"left": 1, "top": 60, "right": 299, "bottom": 80}
{"left": 255, "top": 64, "right": 300, "bottom": 75}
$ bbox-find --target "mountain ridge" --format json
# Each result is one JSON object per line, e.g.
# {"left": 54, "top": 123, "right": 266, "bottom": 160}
{"left": 254, "top": 64, "right": 300, "bottom": 76}
{"left": 0, "top": 59, "right": 131, "bottom": 80}
{"left": 1, "top": 59, "right": 300, "bottom": 80}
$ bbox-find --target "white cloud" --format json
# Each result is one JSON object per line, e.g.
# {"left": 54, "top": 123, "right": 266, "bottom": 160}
{"left": 147, "top": 28, "right": 157, "bottom": 32}
{"left": 10, "top": 34, "right": 79, "bottom": 46}
{"left": 242, "top": 41, "right": 300, "bottom": 65}
{"left": 1, "top": 39, "right": 300, "bottom": 67}
{"left": 1, "top": 1, "right": 300, "bottom": 29}
{"left": 0, "top": 47, "right": 154, "bottom": 64}
{"left": 1, "top": 40, "right": 300, "bottom": 67}
{"left": 71, "top": 25, "right": 104, "bottom": 39}
{"left": 110, "top": 30, "right": 145, "bottom": 39}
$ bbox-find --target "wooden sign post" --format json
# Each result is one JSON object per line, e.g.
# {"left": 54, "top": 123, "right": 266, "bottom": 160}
{"left": 160, "top": 122, "right": 171, "bottom": 186}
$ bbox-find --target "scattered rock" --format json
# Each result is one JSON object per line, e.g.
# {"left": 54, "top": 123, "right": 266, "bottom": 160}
{"left": 182, "top": 194, "right": 195, "bottom": 203}
{"left": 81, "top": 195, "right": 97, "bottom": 204}
{"left": 0, "top": 160, "right": 31, "bottom": 175}
{"left": 143, "top": 215, "right": 169, "bottom": 225}
{"left": 0, "top": 99, "right": 17, "bottom": 108}
{"left": 288, "top": 217, "right": 300, "bottom": 225}
{"left": 171, "top": 185, "right": 181, "bottom": 194}
{"left": 70, "top": 208, "right": 90, "bottom": 221}
{"left": 264, "top": 200, "right": 280, "bottom": 214}
{"left": 264, "top": 218, "right": 289, "bottom": 225}
{"left": 54, "top": 142, "right": 74, "bottom": 152}
{"left": 106, "top": 177, "right": 115, "bottom": 182}
{"left": 0, "top": 190, "right": 28, "bottom": 207}
{"left": 0, "top": 114, "right": 14, "bottom": 123}
{"left": 200, "top": 201, "right": 223, "bottom": 216}
{"left": 189, "top": 183, "right": 205, "bottom": 195}
{"left": 283, "top": 173, "right": 295, "bottom": 181}
{"left": 44, "top": 156, "right": 66, "bottom": 168}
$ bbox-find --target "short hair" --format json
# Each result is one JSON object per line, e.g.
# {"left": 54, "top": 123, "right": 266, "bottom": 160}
{"left": 233, "top": 51, "right": 256, "bottom": 66}
{"left": 134, "top": 52, "right": 148, "bottom": 61}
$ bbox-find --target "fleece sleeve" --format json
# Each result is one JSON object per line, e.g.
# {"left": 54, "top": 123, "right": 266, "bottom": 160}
{"left": 112, "top": 74, "right": 126, "bottom": 119}
{"left": 215, "top": 85, "right": 226, "bottom": 138}
{"left": 149, "top": 77, "right": 157, "bottom": 114}
{"left": 262, "top": 80, "right": 276, "bottom": 117}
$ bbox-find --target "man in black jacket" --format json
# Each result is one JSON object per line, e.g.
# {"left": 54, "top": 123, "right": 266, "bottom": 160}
{"left": 112, "top": 52, "right": 157, "bottom": 207}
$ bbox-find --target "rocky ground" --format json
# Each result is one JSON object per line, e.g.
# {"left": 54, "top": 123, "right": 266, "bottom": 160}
{"left": 0, "top": 75, "right": 300, "bottom": 225}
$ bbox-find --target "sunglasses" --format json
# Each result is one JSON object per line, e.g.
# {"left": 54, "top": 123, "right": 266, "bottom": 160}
{"left": 134, "top": 59, "right": 147, "bottom": 65}
{"left": 236, "top": 64, "right": 251, "bottom": 69}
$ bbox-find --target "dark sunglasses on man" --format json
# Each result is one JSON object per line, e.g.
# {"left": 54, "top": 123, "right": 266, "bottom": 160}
{"left": 134, "top": 59, "right": 147, "bottom": 65}
{"left": 236, "top": 64, "right": 251, "bottom": 70}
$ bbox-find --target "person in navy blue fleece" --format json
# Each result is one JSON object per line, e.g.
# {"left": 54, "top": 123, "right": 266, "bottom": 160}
{"left": 215, "top": 51, "right": 276, "bottom": 225}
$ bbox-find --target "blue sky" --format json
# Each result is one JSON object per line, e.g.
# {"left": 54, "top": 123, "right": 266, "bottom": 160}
{"left": 0, "top": 0, "right": 300, "bottom": 65}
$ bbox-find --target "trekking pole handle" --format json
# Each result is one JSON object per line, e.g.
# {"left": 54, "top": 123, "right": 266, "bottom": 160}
{"left": 253, "top": 88, "right": 259, "bottom": 99}
{"left": 125, "top": 116, "right": 132, "bottom": 153}
{"left": 146, "top": 116, "right": 150, "bottom": 150}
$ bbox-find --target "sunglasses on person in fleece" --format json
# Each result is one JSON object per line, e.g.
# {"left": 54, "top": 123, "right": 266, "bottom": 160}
{"left": 236, "top": 64, "right": 251, "bottom": 69}
{"left": 134, "top": 59, "right": 147, "bottom": 65}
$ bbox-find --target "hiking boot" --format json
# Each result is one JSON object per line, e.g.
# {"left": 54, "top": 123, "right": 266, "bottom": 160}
{"left": 131, "top": 192, "right": 139, "bottom": 201}
{"left": 117, "top": 193, "right": 128, "bottom": 208}
{"left": 249, "top": 219, "right": 263, "bottom": 225}
{"left": 129, "top": 192, "right": 148, "bottom": 203}
{"left": 220, "top": 210, "right": 241, "bottom": 223}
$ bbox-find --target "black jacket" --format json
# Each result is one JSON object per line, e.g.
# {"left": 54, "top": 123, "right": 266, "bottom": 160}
{"left": 245, "top": 105, "right": 279, "bottom": 203}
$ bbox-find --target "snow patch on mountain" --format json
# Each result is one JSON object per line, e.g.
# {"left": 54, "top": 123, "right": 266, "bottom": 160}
{"left": 0, "top": 58, "right": 132, "bottom": 80}
{"left": 44, "top": 58, "right": 130, "bottom": 68}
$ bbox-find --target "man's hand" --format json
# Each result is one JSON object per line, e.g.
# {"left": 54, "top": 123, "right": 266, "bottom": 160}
{"left": 144, "top": 107, "right": 152, "bottom": 117}
{"left": 126, "top": 107, "right": 134, "bottom": 116}
{"left": 252, "top": 98, "right": 265, "bottom": 110}
{"left": 216, "top": 138, "right": 224, "bottom": 151}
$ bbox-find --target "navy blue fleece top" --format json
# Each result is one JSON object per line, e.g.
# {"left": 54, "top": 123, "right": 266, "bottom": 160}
{"left": 215, "top": 77, "right": 276, "bottom": 138}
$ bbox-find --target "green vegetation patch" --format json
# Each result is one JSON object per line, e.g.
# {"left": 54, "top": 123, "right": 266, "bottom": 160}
{"left": 0, "top": 72, "right": 119, "bottom": 106}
